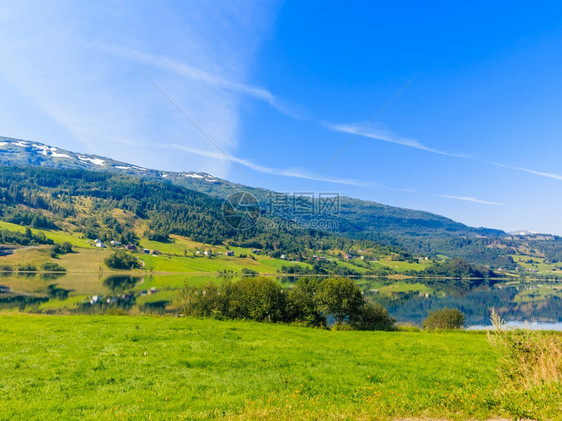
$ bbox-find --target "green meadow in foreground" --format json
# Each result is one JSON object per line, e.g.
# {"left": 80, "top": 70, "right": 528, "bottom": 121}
{"left": 0, "top": 315, "right": 559, "bottom": 420}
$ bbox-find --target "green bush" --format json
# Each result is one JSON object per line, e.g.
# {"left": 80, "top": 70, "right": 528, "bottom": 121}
{"left": 350, "top": 302, "right": 396, "bottom": 331}
{"left": 40, "top": 262, "right": 66, "bottom": 272}
{"left": 179, "top": 278, "right": 285, "bottom": 322}
{"left": 179, "top": 281, "right": 226, "bottom": 318}
{"left": 177, "top": 277, "right": 395, "bottom": 331}
{"left": 17, "top": 265, "right": 37, "bottom": 272}
{"left": 104, "top": 250, "right": 141, "bottom": 270}
{"left": 423, "top": 308, "right": 465, "bottom": 329}
{"left": 285, "top": 278, "right": 326, "bottom": 328}
{"left": 50, "top": 242, "right": 73, "bottom": 257}
{"left": 228, "top": 277, "right": 285, "bottom": 322}
{"left": 316, "top": 277, "right": 364, "bottom": 325}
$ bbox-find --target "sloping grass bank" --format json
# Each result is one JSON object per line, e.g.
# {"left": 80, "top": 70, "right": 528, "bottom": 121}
{"left": 0, "top": 315, "right": 557, "bottom": 420}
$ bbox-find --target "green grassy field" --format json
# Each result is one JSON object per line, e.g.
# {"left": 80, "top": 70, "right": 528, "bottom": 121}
{"left": 137, "top": 252, "right": 308, "bottom": 274}
{"left": 511, "top": 254, "right": 562, "bottom": 274}
{"left": 0, "top": 221, "right": 317, "bottom": 274}
{"left": 0, "top": 220, "right": 90, "bottom": 247}
{"left": 1, "top": 314, "right": 557, "bottom": 420}
{"left": 1, "top": 220, "right": 440, "bottom": 276}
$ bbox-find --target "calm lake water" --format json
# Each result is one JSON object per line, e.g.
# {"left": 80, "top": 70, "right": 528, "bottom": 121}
{"left": 0, "top": 272, "right": 560, "bottom": 330}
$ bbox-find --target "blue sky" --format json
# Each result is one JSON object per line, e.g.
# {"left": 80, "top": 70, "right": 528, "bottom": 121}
{"left": 1, "top": 1, "right": 562, "bottom": 234}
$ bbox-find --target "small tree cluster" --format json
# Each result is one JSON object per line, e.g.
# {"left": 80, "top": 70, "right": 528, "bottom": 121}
{"left": 104, "top": 250, "right": 141, "bottom": 270}
{"left": 50, "top": 242, "right": 73, "bottom": 257}
{"left": 177, "top": 277, "right": 396, "bottom": 330}
{"left": 41, "top": 262, "right": 66, "bottom": 272}
{"left": 423, "top": 308, "right": 465, "bottom": 329}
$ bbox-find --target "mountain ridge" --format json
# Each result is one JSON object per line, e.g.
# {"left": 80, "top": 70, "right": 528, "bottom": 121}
{"left": 0, "top": 135, "right": 502, "bottom": 239}
{"left": 3, "top": 135, "right": 562, "bottom": 269}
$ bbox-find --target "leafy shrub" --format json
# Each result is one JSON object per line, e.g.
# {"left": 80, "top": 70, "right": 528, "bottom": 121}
{"left": 285, "top": 278, "right": 326, "bottom": 328}
{"left": 50, "top": 242, "right": 73, "bottom": 257}
{"left": 316, "top": 277, "right": 364, "bottom": 325}
{"left": 179, "top": 278, "right": 285, "bottom": 322}
{"left": 40, "top": 262, "right": 66, "bottom": 272}
{"left": 350, "top": 302, "right": 396, "bottom": 331}
{"left": 423, "top": 308, "right": 465, "bottom": 329}
{"left": 104, "top": 250, "right": 141, "bottom": 270}
{"left": 179, "top": 281, "right": 226, "bottom": 318}
{"left": 178, "top": 276, "right": 394, "bottom": 331}
{"left": 17, "top": 265, "right": 37, "bottom": 272}
{"left": 228, "top": 278, "right": 285, "bottom": 322}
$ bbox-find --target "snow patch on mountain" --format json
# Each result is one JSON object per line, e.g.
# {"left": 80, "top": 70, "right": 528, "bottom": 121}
{"left": 508, "top": 230, "right": 539, "bottom": 236}
{"left": 78, "top": 156, "right": 105, "bottom": 166}
{"left": 51, "top": 152, "right": 72, "bottom": 158}
{"left": 32, "top": 144, "right": 49, "bottom": 156}
{"left": 182, "top": 173, "right": 219, "bottom": 182}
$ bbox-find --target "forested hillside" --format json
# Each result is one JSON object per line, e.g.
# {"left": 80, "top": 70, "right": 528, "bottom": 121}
{"left": 1, "top": 136, "right": 562, "bottom": 269}
{"left": 0, "top": 137, "right": 500, "bottom": 240}
{"left": 0, "top": 165, "right": 399, "bottom": 265}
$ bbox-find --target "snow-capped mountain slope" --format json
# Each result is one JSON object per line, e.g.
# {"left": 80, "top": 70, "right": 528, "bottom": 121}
{"left": 0, "top": 135, "right": 507, "bottom": 242}
{"left": 0, "top": 136, "right": 226, "bottom": 189}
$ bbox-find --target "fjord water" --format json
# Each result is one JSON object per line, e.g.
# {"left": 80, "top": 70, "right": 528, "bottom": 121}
{"left": 362, "top": 278, "right": 562, "bottom": 330}
{"left": 0, "top": 272, "right": 560, "bottom": 329}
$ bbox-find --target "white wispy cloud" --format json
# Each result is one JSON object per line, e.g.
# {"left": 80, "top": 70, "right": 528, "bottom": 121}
{"left": 324, "top": 120, "right": 562, "bottom": 186}
{"left": 439, "top": 194, "right": 504, "bottom": 206}
{"left": 170, "top": 143, "right": 381, "bottom": 187}
{"left": 0, "top": 1, "right": 279, "bottom": 178}
{"left": 85, "top": 41, "right": 306, "bottom": 120}
{"left": 486, "top": 161, "right": 562, "bottom": 181}
{"left": 322, "top": 121, "right": 468, "bottom": 158}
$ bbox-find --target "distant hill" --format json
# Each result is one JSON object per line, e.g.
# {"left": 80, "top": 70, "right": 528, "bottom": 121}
{"left": 0, "top": 136, "right": 501, "bottom": 238}
{"left": 3, "top": 135, "right": 560, "bottom": 268}
{"left": 508, "top": 230, "right": 539, "bottom": 236}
